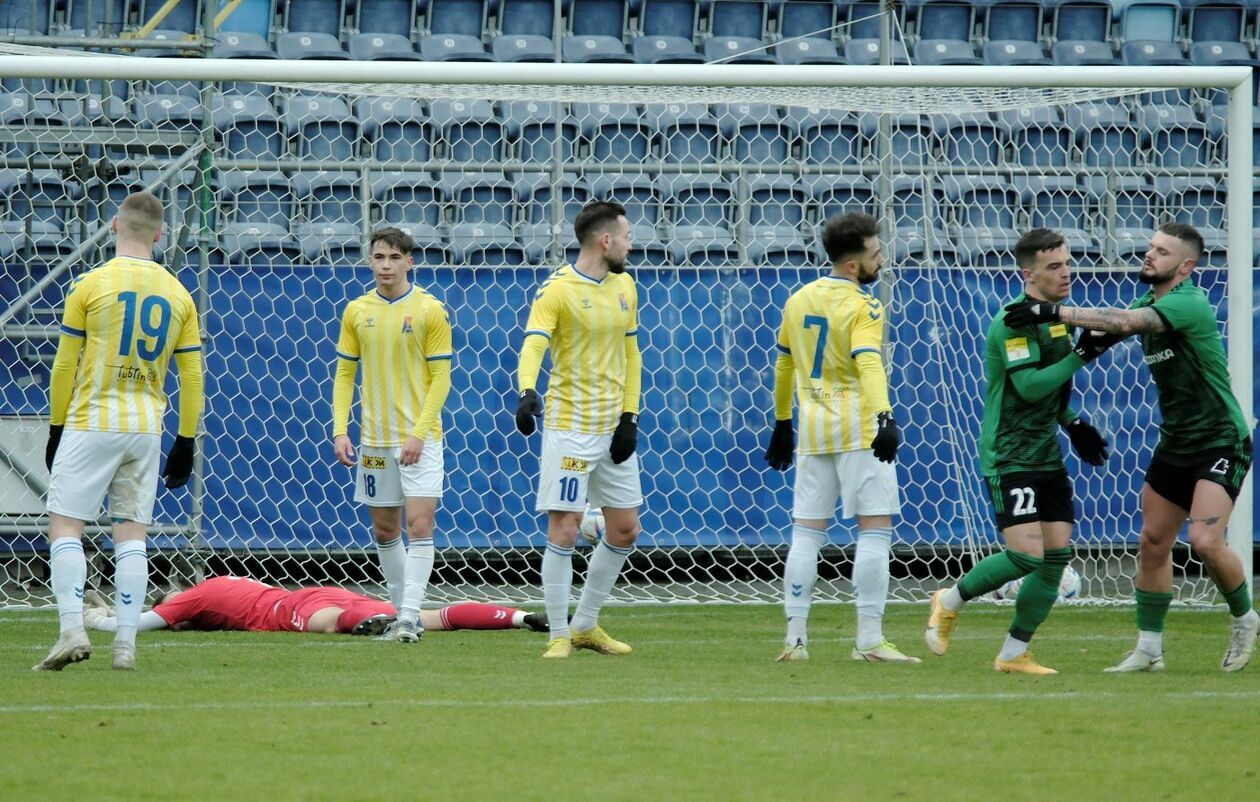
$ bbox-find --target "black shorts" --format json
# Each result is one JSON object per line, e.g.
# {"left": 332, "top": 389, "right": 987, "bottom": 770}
{"left": 985, "top": 470, "right": 1075, "bottom": 530}
{"left": 1144, "top": 440, "right": 1253, "bottom": 511}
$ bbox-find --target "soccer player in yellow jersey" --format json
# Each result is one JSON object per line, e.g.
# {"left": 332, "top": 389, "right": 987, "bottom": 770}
{"left": 35, "top": 191, "right": 204, "bottom": 672}
{"left": 331, "top": 227, "right": 453, "bottom": 643}
{"left": 764, "top": 212, "right": 919, "bottom": 664}
{"left": 515, "top": 200, "right": 642, "bottom": 659}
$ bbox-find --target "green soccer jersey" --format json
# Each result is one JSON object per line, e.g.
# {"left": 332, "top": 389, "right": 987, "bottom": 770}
{"left": 1131, "top": 279, "right": 1249, "bottom": 453}
{"left": 978, "top": 293, "right": 1079, "bottom": 475}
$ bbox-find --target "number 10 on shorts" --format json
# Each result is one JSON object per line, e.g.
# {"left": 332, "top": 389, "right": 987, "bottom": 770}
{"left": 558, "top": 476, "right": 580, "bottom": 503}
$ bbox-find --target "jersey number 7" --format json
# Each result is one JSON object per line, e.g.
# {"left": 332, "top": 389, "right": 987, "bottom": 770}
{"left": 803, "top": 315, "right": 828, "bottom": 379}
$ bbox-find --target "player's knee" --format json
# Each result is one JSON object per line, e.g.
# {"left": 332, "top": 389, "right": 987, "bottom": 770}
{"left": 407, "top": 516, "right": 435, "bottom": 541}
{"left": 1186, "top": 526, "right": 1226, "bottom": 557}
{"left": 604, "top": 518, "right": 640, "bottom": 548}
{"left": 371, "top": 522, "right": 399, "bottom": 542}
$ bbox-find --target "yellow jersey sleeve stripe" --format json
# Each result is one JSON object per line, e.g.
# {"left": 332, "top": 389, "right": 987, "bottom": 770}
{"left": 524, "top": 329, "right": 551, "bottom": 340}
{"left": 60, "top": 324, "right": 86, "bottom": 337}
{"left": 336, "top": 350, "right": 359, "bottom": 361}
{"left": 776, "top": 343, "right": 790, "bottom": 354}
{"left": 173, "top": 344, "right": 201, "bottom": 353}
{"left": 851, "top": 346, "right": 880, "bottom": 356}
{"left": 426, "top": 353, "right": 453, "bottom": 361}
{"left": 625, "top": 329, "right": 638, "bottom": 337}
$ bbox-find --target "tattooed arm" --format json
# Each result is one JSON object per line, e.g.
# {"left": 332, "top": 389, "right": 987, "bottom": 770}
{"left": 1059, "top": 306, "right": 1167, "bottom": 336}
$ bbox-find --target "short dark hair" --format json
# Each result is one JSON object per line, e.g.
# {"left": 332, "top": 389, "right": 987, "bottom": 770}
{"left": 821, "top": 212, "right": 879, "bottom": 263}
{"left": 1158, "top": 222, "right": 1203, "bottom": 259}
{"left": 369, "top": 226, "right": 414, "bottom": 255}
{"left": 1014, "top": 228, "right": 1066, "bottom": 269}
{"left": 574, "top": 200, "right": 627, "bottom": 245}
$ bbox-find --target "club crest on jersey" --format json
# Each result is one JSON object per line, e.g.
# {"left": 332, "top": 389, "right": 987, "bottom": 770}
{"left": 581, "top": 298, "right": 593, "bottom": 309}
{"left": 401, "top": 316, "right": 413, "bottom": 334}
{"left": 364, "top": 318, "right": 376, "bottom": 328}
{"left": 618, "top": 293, "right": 629, "bottom": 311}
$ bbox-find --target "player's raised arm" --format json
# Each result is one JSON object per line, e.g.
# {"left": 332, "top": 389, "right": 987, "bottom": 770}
{"left": 331, "top": 305, "right": 359, "bottom": 466}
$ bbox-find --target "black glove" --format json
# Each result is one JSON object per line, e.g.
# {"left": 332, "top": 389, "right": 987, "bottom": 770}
{"left": 162, "top": 435, "right": 196, "bottom": 489}
{"left": 1004, "top": 299, "right": 1061, "bottom": 328}
{"left": 871, "top": 411, "right": 900, "bottom": 464}
{"left": 515, "top": 389, "right": 543, "bottom": 436}
{"left": 1072, "top": 329, "right": 1124, "bottom": 363}
{"left": 45, "top": 424, "right": 64, "bottom": 472}
{"left": 609, "top": 412, "right": 638, "bottom": 464}
{"left": 764, "top": 419, "right": 794, "bottom": 471}
{"left": 1065, "top": 416, "right": 1109, "bottom": 466}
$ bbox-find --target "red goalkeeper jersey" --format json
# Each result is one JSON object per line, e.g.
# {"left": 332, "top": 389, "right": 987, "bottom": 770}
{"left": 152, "top": 576, "right": 290, "bottom": 631}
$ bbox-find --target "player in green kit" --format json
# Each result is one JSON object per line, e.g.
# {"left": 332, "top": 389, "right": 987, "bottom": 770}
{"left": 1004, "top": 223, "right": 1256, "bottom": 672}
{"left": 924, "top": 229, "right": 1111, "bottom": 674}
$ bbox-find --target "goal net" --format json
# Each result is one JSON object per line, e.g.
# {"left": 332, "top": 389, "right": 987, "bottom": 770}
{"left": 0, "top": 58, "right": 1252, "bottom": 607}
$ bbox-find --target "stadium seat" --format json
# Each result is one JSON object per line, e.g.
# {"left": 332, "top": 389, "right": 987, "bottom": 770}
{"left": 285, "top": 0, "right": 344, "bottom": 37}
{"left": 1051, "top": 1, "right": 1111, "bottom": 41}
{"left": 1065, "top": 103, "right": 1142, "bottom": 168}
{"left": 907, "top": 0, "right": 974, "bottom": 42}
{"left": 213, "top": 31, "right": 276, "bottom": 58}
{"left": 373, "top": 170, "right": 444, "bottom": 228}
{"left": 498, "top": 0, "right": 555, "bottom": 36}
{"left": 982, "top": 40, "right": 1053, "bottom": 65}
{"left": 419, "top": 34, "right": 493, "bottom": 60}
{"left": 774, "top": 38, "right": 843, "bottom": 64}
{"left": 1052, "top": 39, "right": 1119, "bottom": 64}
{"left": 891, "top": 175, "right": 935, "bottom": 237}
{"left": 983, "top": 1, "right": 1042, "bottom": 41}
{"left": 1188, "top": 40, "right": 1257, "bottom": 65}
{"left": 516, "top": 221, "right": 556, "bottom": 263}
{"left": 715, "top": 102, "right": 789, "bottom": 164}
{"left": 7, "top": 170, "right": 82, "bottom": 226}
{"left": 632, "top": 35, "right": 704, "bottom": 62}
{"left": 223, "top": 170, "right": 294, "bottom": 228}
{"left": 570, "top": 0, "right": 628, "bottom": 38}
{"left": 844, "top": 38, "right": 910, "bottom": 64}
{"left": 844, "top": 1, "right": 884, "bottom": 38}
{"left": 574, "top": 102, "right": 651, "bottom": 160}
{"left": 657, "top": 174, "right": 732, "bottom": 232}
{"left": 998, "top": 108, "right": 1070, "bottom": 167}
{"left": 514, "top": 173, "right": 589, "bottom": 225}
{"left": 292, "top": 170, "right": 362, "bottom": 225}
{"left": 297, "top": 222, "right": 363, "bottom": 266}
{"left": 0, "top": 92, "right": 64, "bottom": 159}
{"left": 745, "top": 173, "right": 804, "bottom": 229}
{"left": 586, "top": 173, "right": 659, "bottom": 223}
{"left": 1135, "top": 105, "right": 1208, "bottom": 167}
{"left": 562, "top": 35, "right": 636, "bottom": 62}
{"left": 69, "top": 0, "right": 129, "bottom": 36}
{"left": 442, "top": 172, "right": 515, "bottom": 225}
{"left": 1088, "top": 176, "right": 1156, "bottom": 236}
{"left": 429, "top": 98, "right": 502, "bottom": 161}
{"left": 704, "top": 36, "right": 777, "bottom": 63}
{"left": 645, "top": 103, "right": 721, "bottom": 162}
{"left": 707, "top": 0, "right": 768, "bottom": 39}
{"left": 448, "top": 222, "right": 525, "bottom": 266}
{"left": 133, "top": 92, "right": 203, "bottom": 129}
{"left": 349, "top": 33, "right": 423, "bottom": 60}
{"left": 220, "top": 222, "right": 301, "bottom": 268}
{"left": 1013, "top": 175, "right": 1091, "bottom": 241}
{"left": 802, "top": 175, "right": 875, "bottom": 222}
{"left": 746, "top": 232, "right": 811, "bottom": 267}
{"left": 639, "top": 0, "right": 699, "bottom": 39}
{"left": 1154, "top": 175, "right": 1224, "bottom": 230}
{"left": 213, "top": 95, "right": 285, "bottom": 159}
{"left": 0, "top": 2, "right": 50, "bottom": 33}
{"left": 1183, "top": 0, "right": 1248, "bottom": 44}
{"left": 913, "top": 39, "right": 981, "bottom": 65}
{"left": 358, "top": 0, "right": 416, "bottom": 34}
{"left": 627, "top": 223, "right": 668, "bottom": 265}
{"left": 492, "top": 34, "right": 557, "bottom": 61}
{"left": 428, "top": 0, "right": 488, "bottom": 36}
{"left": 953, "top": 229, "right": 1021, "bottom": 269}
{"left": 283, "top": 94, "right": 360, "bottom": 161}
{"left": 776, "top": 0, "right": 836, "bottom": 41}
{"left": 502, "top": 100, "right": 575, "bottom": 161}
{"left": 1121, "top": 40, "right": 1188, "bottom": 64}
{"left": 276, "top": 32, "right": 350, "bottom": 60}
{"left": 358, "top": 97, "right": 433, "bottom": 162}
{"left": 859, "top": 112, "right": 931, "bottom": 165}
{"left": 666, "top": 233, "right": 738, "bottom": 267}
{"left": 941, "top": 176, "right": 1020, "bottom": 232}
{"left": 1115, "top": 0, "right": 1180, "bottom": 42}
{"left": 785, "top": 106, "right": 861, "bottom": 165}
{"left": 934, "top": 112, "right": 1005, "bottom": 166}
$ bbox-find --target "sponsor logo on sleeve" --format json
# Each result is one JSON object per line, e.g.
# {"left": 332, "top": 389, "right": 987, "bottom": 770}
{"left": 1049, "top": 323, "right": 1068, "bottom": 338}
{"left": 1004, "top": 337, "right": 1030, "bottom": 361}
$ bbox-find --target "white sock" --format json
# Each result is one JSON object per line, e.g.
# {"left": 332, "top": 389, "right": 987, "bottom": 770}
{"left": 571, "top": 540, "right": 633, "bottom": 633}
{"left": 1137, "top": 630, "right": 1163, "bottom": 656}
{"left": 112, "top": 540, "right": 148, "bottom": 646}
{"left": 375, "top": 536, "right": 407, "bottom": 610}
{"left": 49, "top": 537, "right": 86, "bottom": 632}
{"left": 942, "top": 585, "right": 965, "bottom": 612}
{"left": 511, "top": 610, "right": 527, "bottom": 628}
{"left": 998, "top": 633, "right": 1030, "bottom": 662}
{"left": 399, "top": 537, "right": 435, "bottom": 624}
{"left": 1236, "top": 609, "right": 1259, "bottom": 625}
{"left": 541, "top": 543, "right": 573, "bottom": 639}
{"left": 853, "top": 528, "right": 893, "bottom": 650}
{"left": 784, "top": 524, "right": 826, "bottom": 645}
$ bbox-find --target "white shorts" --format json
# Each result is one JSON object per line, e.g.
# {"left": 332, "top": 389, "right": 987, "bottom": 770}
{"left": 46, "top": 430, "right": 161, "bottom": 524}
{"left": 536, "top": 428, "right": 642, "bottom": 513}
{"left": 792, "top": 449, "right": 901, "bottom": 521}
{"left": 354, "top": 440, "right": 444, "bottom": 506}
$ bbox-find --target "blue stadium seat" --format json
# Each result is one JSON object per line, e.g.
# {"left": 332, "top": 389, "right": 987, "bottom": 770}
{"left": 212, "top": 94, "right": 284, "bottom": 159}
{"left": 427, "top": 0, "right": 487, "bottom": 36}
{"left": 1188, "top": 40, "right": 1257, "bottom": 64}
{"left": 292, "top": 170, "right": 362, "bottom": 225}
{"left": 419, "top": 33, "right": 493, "bottom": 60}
{"left": 498, "top": 0, "right": 554, "bottom": 35}
{"left": 745, "top": 173, "right": 804, "bottom": 229}
{"left": 656, "top": 173, "right": 732, "bottom": 231}
{"left": 276, "top": 31, "right": 350, "bottom": 60}
{"left": 358, "top": 97, "right": 433, "bottom": 162}
{"left": 715, "top": 102, "right": 788, "bottom": 163}
{"left": 429, "top": 98, "right": 502, "bottom": 160}
{"left": 982, "top": 40, "right": 1052, "bottom": 65}
{"left": 1052, "top": 1, "right": 1111, "bottom": 41}
{"left": 1121, "top": 39, "right": 1189, "bottom": 64}
{"left": 502, "top": 100, "right": 575, "bottom": 161}
{"left": 1184, "top": 0, "right": 1248, "bottom": 43}
{"left": 133, "top": 92, "right": 203, "bottom": 129}
{"left": 0, "top": 0, "right": 51, "bottom": 33}
{"left": 220, "top": 222, "right": 301, "bottom": 268}
{"left": 586, "top": 173, "right": 659, "bottom": 223}
{"left": 1052, "top": 39, "right": 1119, "bottom": 64}
{"left": 1084, "top": 175, "right": 1152, "bottom": 245}
{"left": 633, "top": 34, "right": 704, "bottom": 62}
{"left": 776, "top": 0, "right": 836, "bottom": 41}
{"left": 704, "top": 36, "right": 777, "bottom": 63}
{"left": 1065, "top": 103, "right": 1142, "bottom": 168}
{"left": 941, "top": 176, "right": 1019, "bottom": 232}
{"left": 69, "top": 0, "right": 129, "bottom": 36}
{"left": 443, "top": 172, "right": 515, "bottom": 225}
{"left": 1135, "top": 105, "right": 1208, "bottom": 167}
{"left": 907, "top": 0, "right": 975, "bottom": 42}
{"left": 516, "top": 221, "right": 555, "bottom": 263}
{"left": 844, "top": 38, "right": 910, "bottom": 64}
{"left": 358, "top": 0, "right": 416, "bottom": 34}
{"left": 1013, "top": 175, "right": 1090, "bottom": 241}
{"left": 570, "top": 0, "right": 627, "bottom": 38}
{"left": 213, "top": 31, "right": 276, "bottom": 58}
{"left": 802, "top": 175, "right": 874, "bottom": 222}
{"left": 746, "top": 231, "right": 810, "bottom": 266}
{"left": 574, "top": 102, "right": 651, "bottom": 160}
{"left": 640, "top": 0, "right": 699, "bottom": 39}
{"left": 297, "top": 222, "right": 363, "bottom": 266}
{"left": 953, "top": 229, "right": 1021, "bottom": 269}
{"left": 286, "top": 0, "right": 344, "bottom": 37}
{"left": 983, "top": 1, "right": 1042, "bottom": 41}
{"left": 492, "top": 33, "right": 556, "bottom": 61}
{"left": 891, "top": 175, "right": 934, "bottom": 237}
{"left": 372, "top": 170, "right": 444, "bottom": 228}
{"left": 627, "top": 222, "right": 668, "bottom": 265}
{"left": 349, "top": 32, "right": 423, "bottom": 60}
{"left": 666, "top": 232, "right": 738, "bottom": 266}
{"left": 774, "top": 37, "right": 842, "bottom": 63}
{"left": 1115, "top": 0, "right": 1181, "bottom": 42}
{"left": 913, "top": 39, "right": 981, "bottom": 65}
{"left": 515, "top": 173, "right": 589, "bottom": 225}
{"left": 644, "top": 103, "right": 721, "bottom": 162}
{"left": 934, "top": 112, "right": 1005, "bottom": 166}
{"left": 859, "top": 112, "right": 931, "bottom": 165}
{"left": 845, "top": 1, "right": 884, "bottom": 38}
{"left": 1153, "top": 175, "right": 1224, "bottom": 231}
{"left": 707, "top": 0, "right": 768, "bottom": 39}
{"left": 562, "top": 34, "right": 636, "bottom": 62}
{"left": 0, "top": 92, "right": 64, "bottom": 159}
{"left": 223, "top": 170, "right": 293, "bottom": 228}
{"left": 448, "top": 222, "right": 525, "bottom": 265}
{"left": 283, "top": 94, "right": 360, "bottom": 160}
{"left": 785, "top": 106, "right": 861, "bottom": 165}
{"left": 392, "top": 224, "right": 447, "bottom": 264}
{"left": 8, "top": 170, "right": 82, "bottom": 226}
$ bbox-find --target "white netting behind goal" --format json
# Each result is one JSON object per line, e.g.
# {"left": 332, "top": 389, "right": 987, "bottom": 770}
{"left": 0, "top": 60, "right": 1249, "bottom": 607}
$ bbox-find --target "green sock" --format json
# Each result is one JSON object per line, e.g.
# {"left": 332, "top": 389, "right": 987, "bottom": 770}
{"left": 1221, "top": 581, "right": 1253, "bottom": 618}
{"left": 958, "top": 549, "right": 1042, "bottom": 601}
{"left": 1135, "top": 588, "right": 1174, "bottom": 633}
{"left": 1009, "top": 547, "right": 1071, "bottom": 641}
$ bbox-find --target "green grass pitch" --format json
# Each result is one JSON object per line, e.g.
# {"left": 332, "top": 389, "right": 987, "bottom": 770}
{"left": 2, "top": 603, "right": 1256, "bottom": 801}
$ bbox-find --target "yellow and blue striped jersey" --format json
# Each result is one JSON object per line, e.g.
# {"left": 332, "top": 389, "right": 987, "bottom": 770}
{"left": 335, "top": 286, "right": 452, "bottom": 447}
{"left": 59, "top": 256, "right": 201, "bottom": 435}
{"left": 777, "top": 276, "right": 887, "bottom": 455}
{"left": 523, "top": 264, "right": 638, "bottom": 434}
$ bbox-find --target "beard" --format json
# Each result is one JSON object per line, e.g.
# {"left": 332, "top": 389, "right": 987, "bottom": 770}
{"left": 606, "top": 257, "right": 627, "bottom": 274}
{"left": 1138, "top": 264, "right": 1177, "bottom": 285}
{"left": 857, "top": 267, "right": 879, "bottom": 285}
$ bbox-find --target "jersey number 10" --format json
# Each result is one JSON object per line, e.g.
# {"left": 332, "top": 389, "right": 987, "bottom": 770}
{"left": 116, "top": 291, "right": 172, "bottom": 360}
